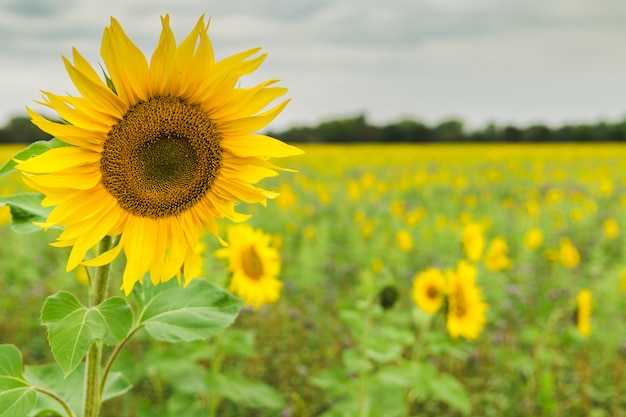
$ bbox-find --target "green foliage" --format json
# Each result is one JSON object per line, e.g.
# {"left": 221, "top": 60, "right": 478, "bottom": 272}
{"left": 133, "top": 280, "right": 243, "bottom": 343}
{"left": 0, "top": 117, "right": 52, "bottom": 145}
{"left": 270, "top": 114, "right": 626, "bottom": 143}
{"left": 0, "top": 345, "right": 37, "bottom": 417}
{"left": 0, "top": 194, "right": 51, "bottom": 234}
{"left": 41, "top": 292, "right": 133, "bottom": 375}
{"left": 0, "top": 137, "right": 69, "bottom": 176}
{"left": 24, "top": 363, "right": 132, "bottom": 417}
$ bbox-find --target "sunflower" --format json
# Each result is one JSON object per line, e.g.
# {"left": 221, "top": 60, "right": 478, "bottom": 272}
{"left": 15, "top": 15, "right": 301, "bottom": 294}
{"left": 575, "top": 289, "right": 592, "bottom": 336}
{"left": 445, "top": 260, "right": 488, "bottom": 340}
{"left": 461, "top": 222, "right": 485, "bottom": 262}
{"left": 484, "top": 237, "right": 512, "bottom": 271}
{"left": 215, "top": 224, "right": 281, "bottom": 310}
{"left": 411, "top": 268, "right": 446, "bottom": 314}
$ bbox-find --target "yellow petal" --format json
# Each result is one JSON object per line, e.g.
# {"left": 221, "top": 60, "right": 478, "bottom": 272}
{"left": 16, "top": 147, "right": 100, "bottom": 173}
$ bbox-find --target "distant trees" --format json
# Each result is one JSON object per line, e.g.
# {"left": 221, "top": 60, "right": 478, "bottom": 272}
{"left": 3, "top": 113, "right": 626, "bottom": 144}
{"left": 0, "top": 116, "right": 52, "bottom": 144}
{"left": 270, "top": 114, "right": 626, "bottom": 143}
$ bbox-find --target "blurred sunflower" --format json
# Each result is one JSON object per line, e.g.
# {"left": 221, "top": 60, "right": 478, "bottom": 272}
{"left": 15, "top": 15, "right": 301, "bottom": 294}
{"left": 523, "top": 227, "right": 543, "bottom": 250}
{"left": 602, "top": 218, "right": 619, "bottom": 239}
{"left": 461, "top": 223, "right": 485, "bottom": 262}
{"left": 484, "top": 237, "right": 512, "bottom": 271}
{"left": 215, "top": 224, "right": 282, "bottom": 310}
{"left": 575, "top": 289, "right": 592, "bottom": 336}
{"left": 559, "top": 238, "right": 580, "bottom": 269}
{"left": 396, "top": 229, "right": 413, "bottom": 252}
{"left": 445, "top": 260, "right": 488, "bottom": 340}
{"left": 411, "top": 268, "right": 446, "bottom": 314}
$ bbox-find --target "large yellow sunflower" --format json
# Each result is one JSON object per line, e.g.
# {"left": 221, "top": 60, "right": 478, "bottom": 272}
{"left": 15, "top": 15, "right": 302, "bottom": 294}
{"left": 445, "top": 260, "right": 488, "bottom": 340}
{"left": 215, "top": 224, "right": 282, "bottom": 310}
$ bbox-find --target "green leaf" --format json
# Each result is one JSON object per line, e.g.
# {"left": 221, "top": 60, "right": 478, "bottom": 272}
{"left": 0, "top": 138, "right": 70, "bottom": 177}
{"left": 431, "top": 373, "right": 471, "bottom": 415}
{"left": 137, "top": 280, "right": 243, "bottom": 343}
{"left": 41, "top": 292, "right": 133, "bottom": 375}
{"left": 25, "top": 363, "right": 132, "bottom": 417}
{"left": 0, "top": 345, "right": 37, "bottom": 417}
{"left": 0, "top": 388, "right": 37, "bottom": 417}
{"left": 206, "top": 372, "right": 285, "bottom": 410}
{"left": 0, "top": 193, "right": 51, "bottom": 234}
{"left": 96, "top": 297, "right": 133, "bottom": 346}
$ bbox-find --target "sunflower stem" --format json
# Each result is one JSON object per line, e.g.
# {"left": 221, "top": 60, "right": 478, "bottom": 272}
{"left": 83, "top": 236, "right": 114, "bottom": 417}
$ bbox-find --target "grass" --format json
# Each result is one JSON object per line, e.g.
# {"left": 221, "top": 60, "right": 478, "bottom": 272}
{"left": 1, "top": 142, "right": 626, "bottom": 416}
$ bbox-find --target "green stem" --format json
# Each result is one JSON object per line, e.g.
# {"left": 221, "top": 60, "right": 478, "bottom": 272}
{"left": 208, "top": 332, "right": 225, "bottom": 417}
{"left": 82, "top": 236, "right": 114, "bottom": 417}
{"left": 34, "top": 386, "right": 77, "bottom": 417}
{"left": 99, "top": 325, "right": 142, "bottom": 396}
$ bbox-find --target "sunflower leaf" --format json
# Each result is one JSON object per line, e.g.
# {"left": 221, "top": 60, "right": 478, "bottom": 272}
{"left": 0, "top": 193, "right": 51, "bottom": 234}
{"left": 24, "top": 363, "right": 132, "bottom": 417}
{"left": 0, "top": 345, "right": 37, "bottom": 417}
{"left": 40, "top": 292, "right": 133, "bottom": 376}
{"left": 0, "top": 138, "right": 70, "bottom": 177}
{"left": 136, "top": 280, "right": 243, "bottom": 343}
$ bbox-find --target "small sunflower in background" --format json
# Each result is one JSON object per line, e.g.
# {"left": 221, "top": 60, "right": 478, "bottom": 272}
{"left": 559, "top": 238, "right": 580, "bottom": 269}
{"left": 216, "top": 224, "right": 282, "bottom": 310}
{"left": 523, "top": 227, "right": 543, "bottom": 250}
{"left": 445, "top": 260, "right": 488, "bottom": 340}
{"left": 484, "top": 237, "right": 512, "bottom": 271}
{"left": 461, "top": 222, "right": 485, "bottom": 262}
{"left": 574, "top": 289, "right": 592, "bottom": 337}
{"left": 15, "top": 15, "right": 301, "bottom": 294}
{"left": 411, "top": 267, "right": 446, "bottom": 314}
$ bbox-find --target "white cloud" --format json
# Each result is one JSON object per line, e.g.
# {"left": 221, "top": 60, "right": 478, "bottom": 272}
{"left": 2, "top": 0, "right": 626, "bottom": 131}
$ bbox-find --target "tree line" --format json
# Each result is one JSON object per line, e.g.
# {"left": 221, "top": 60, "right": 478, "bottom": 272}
{"left": 268, "top": 114, "right": 626, "bottom": 143}
{"left": 2, "top": 114, "right": 626, "bottom": 144}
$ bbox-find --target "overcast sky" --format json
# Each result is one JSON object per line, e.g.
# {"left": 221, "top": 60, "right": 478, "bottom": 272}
{"left": 3, "top": 0, "right": 626, "bottom": 131}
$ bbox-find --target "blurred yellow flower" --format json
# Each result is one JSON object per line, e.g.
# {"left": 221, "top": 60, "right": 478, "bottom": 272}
{"left": 559, "top": 238, "right": 580, "bottom": 269}
{"left": 602, "top": 218, "right": 619, "bottom": 239}
{"left": 411, "top": 268, "right": 446, "bottom": 314}
{"left": 396, "top": 229, "right": 413, "bottom": 252}
{"left": 275, "top": 183, "right": 297, "bottom": 209}
{"left": 445, "top": 260, "right": 488, "bottom": 340}
{"left": 390, "top": 200, "right": 406, "bottom": 217}
{"left": 575, "top": 289, "right": 592, "bottom": 336}
{"left": 484, "top": 237, "right": 512, "bottom": 271}
{"left": 599, "top": 178, "right": 613, "bottom": 196}
{"left": 462, "top": 223, "right": 485, "bottom": 262}
{"left": 371, "top": 258, "right": 384, "bottom": 274}
{"left": 524, "top": 227, "right": 543, "bottom": 250}
{"left": 215, "top": 224, "right": 282, "bottom": 310}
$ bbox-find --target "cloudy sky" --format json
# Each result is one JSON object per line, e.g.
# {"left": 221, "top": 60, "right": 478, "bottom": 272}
{"left": 2, "top": 0, "right": 626, "bottom": 131}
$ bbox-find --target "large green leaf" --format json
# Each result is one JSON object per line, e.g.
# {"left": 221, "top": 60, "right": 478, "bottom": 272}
{"left": 0, "top": 345, "right": 37, "bottom": 417}
{"left": 430, "top": 373, "right": 471, "bottom": 415}
{"left": 25, "top": 363, "right": 132, "bottom": 417}
{"left": 137, "top": 280, "right": 243, "bottom": 343}
{"left": 0, "top": 138, "right": 70, "bottom": 177}
{"left": 206, "top": 372, "right": 285, "bottom": 410}
{"left": 41, "top": 292, "right": 133, "bottom": 375}
{"left": 0, "top": 193, "right": 51, "bottom": 234}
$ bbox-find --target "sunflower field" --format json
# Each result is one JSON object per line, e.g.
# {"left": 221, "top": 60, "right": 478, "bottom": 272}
{"left": 2, "top": 142, "right": 626, "bottom": 416}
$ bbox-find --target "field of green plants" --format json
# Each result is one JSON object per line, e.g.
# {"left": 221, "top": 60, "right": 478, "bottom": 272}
{"left": 2, "top": 142, "right": 626, "bottom": 416}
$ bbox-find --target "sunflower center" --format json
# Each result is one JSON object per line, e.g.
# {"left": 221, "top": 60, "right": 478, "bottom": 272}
{"left": 101, "top": 96, "right": 222, "bottom": 218}
{"left": 242, "top": 245, "right": 264, "bottom": 280}
{"left": 426, "top": 285, "right": 440, "bottom": 300}
{"left": 452, "top": 288, "right": 468, "bottom": 317}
